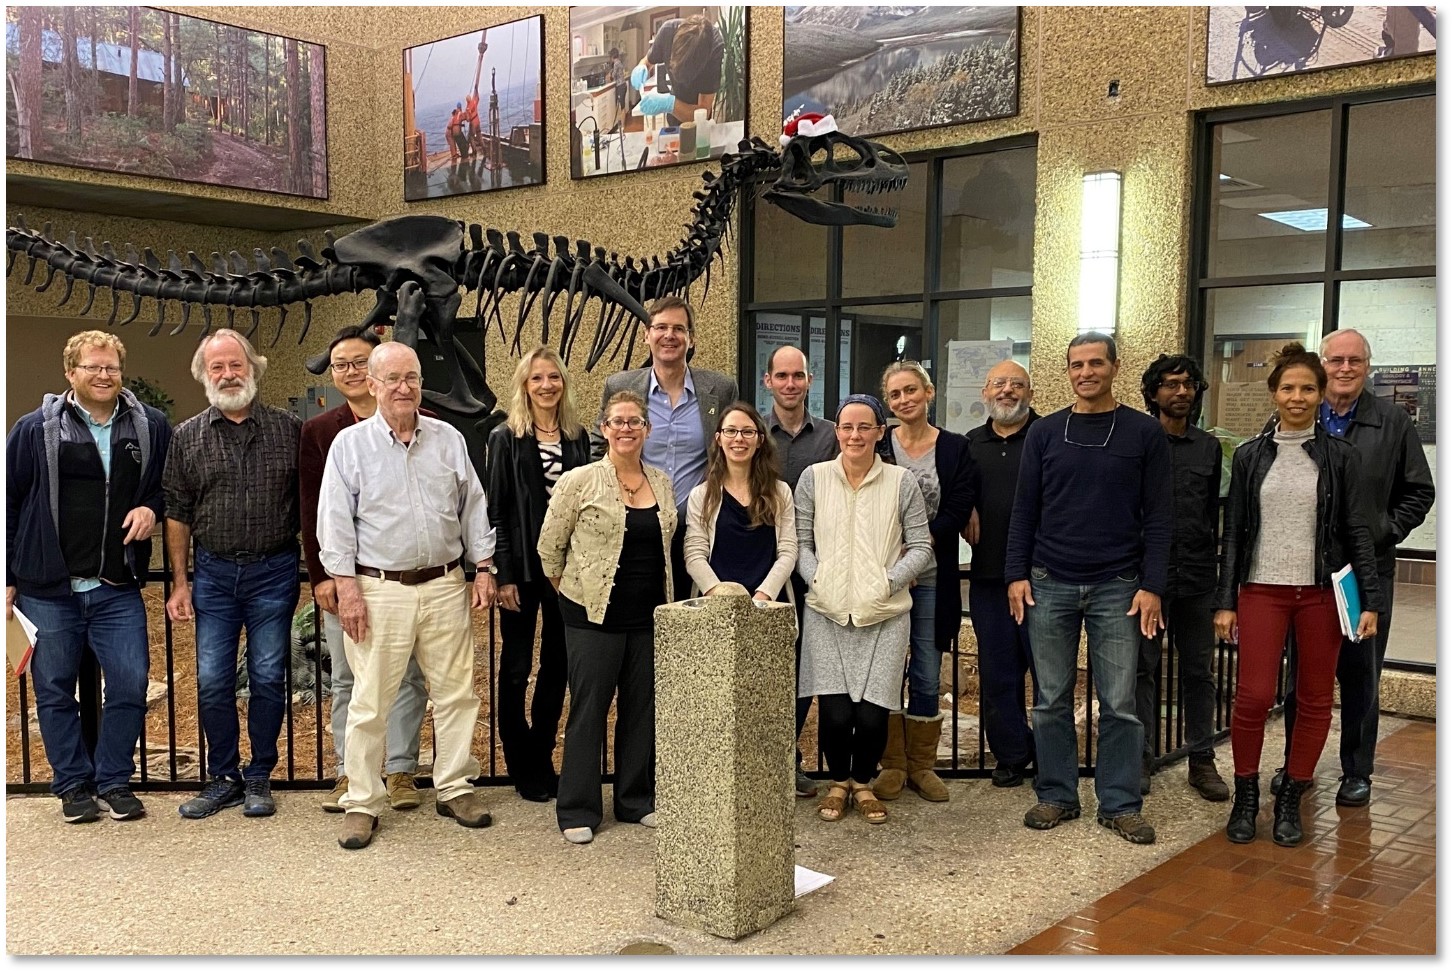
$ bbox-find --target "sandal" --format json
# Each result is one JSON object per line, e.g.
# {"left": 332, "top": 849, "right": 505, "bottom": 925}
{"left": 851, "top": 782, "right": 889, "bottom": 825}
{"left": 818, "top": 781, "right": 850, "bottom": 822}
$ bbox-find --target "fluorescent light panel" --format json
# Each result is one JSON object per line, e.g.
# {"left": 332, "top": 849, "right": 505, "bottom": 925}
{"left": 1258, "top": 208, "right": 1372, "bottom": 231}
{"left": 1079, "top": 171, "right": 1121, "bottom": 334}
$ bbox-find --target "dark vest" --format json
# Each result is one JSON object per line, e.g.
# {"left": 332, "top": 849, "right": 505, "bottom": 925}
{"left": 57, "top": 403, "right": 144, "bottom": 586}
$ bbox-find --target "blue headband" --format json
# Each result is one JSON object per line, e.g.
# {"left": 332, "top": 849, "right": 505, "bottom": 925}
{"left": 835, "top": 393, "right": 887, "bottom": 427}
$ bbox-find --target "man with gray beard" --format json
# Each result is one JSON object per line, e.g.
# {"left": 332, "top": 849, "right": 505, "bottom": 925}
{"left": 963, "top": 360, "right": 1039, "bottom": 787}
{"left": 163, "top": 329, "right": 302, "bottom": 820}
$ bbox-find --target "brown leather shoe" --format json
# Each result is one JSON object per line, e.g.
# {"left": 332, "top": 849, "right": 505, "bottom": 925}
{"left": 337, "top": 811, "right": 378, "bottom": 849}
{"left": 321, "top": 775, "right": 348, "bottom": 814}
{"left": 435, "top": 792, "right": 493, "bottom": 828}
{"left": 1188, "top": 754, "right": 1230, "bottom": 802}
{"left": 386, "top": 772, "right": 421, "bottom": 810}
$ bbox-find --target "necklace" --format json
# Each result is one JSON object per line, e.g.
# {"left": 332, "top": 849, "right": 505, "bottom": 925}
{"left": 533, "top": 419, "right": 559, "bottom": 434}
{"left": 619, "top": 466, "right": 646, "bottom": 501}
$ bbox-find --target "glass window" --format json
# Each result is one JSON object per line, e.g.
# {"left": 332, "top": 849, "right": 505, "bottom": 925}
{"left": 841, "top": 162, "right": 927, "bottom": 298}
{"left": 841, "top": 303, "right": 924, "bottom": 400}
{"left": 1341, "top": 97, "right": 1436, "bottom": 271}
{"left": 1201, "top": 283, "right": 1323, "bottom": 439}
{"left": 1207, "top": 110, "right": 1331, "bottom": 278}
{"left": 752, "top": 191, "right": 828, "bottom": 302}
{"left": 1337, "top": 279, "right": 1436, "bottom": 552}
{"left": 935, "top": 296, "right": 1032, "bottom": 432}
{"left": 749, "top": 310, "right": 833, "bottom": 421}
{"left": 939, "top": 148, "right": 1037, "bottom": 291}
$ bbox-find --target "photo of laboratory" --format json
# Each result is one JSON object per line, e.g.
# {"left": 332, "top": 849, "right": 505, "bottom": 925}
{"left": 568, "top": 5, "right": 746, "bottom": 179}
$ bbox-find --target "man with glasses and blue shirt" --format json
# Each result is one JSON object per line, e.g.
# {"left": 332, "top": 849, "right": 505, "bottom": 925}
{"left": 1006, "top": 331, "right": 1173, "bottom": 845}
{"left": 7, "top": 331, "right": 171, "bottom": 824}
{"left": 164, "top": 329, "right": 302, "bottom": 820}
{"left": 599, "top": 295, "right": 737, "bottom": 600}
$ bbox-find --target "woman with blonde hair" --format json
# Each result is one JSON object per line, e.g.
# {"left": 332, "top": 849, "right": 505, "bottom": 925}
{"left": 538, "top": 390, "right": 676, "bottom": 844}
{"left": 684, "top": 402, "right": 797, "bottom": 604}
{"left": 874, "top": 361, "right": 978, "bottom": 804}
{"left": 486, "top": 346, "right": 591, "bottom": 802}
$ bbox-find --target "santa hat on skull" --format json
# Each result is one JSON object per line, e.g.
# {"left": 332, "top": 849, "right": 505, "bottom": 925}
{"left": 780, "top": 108, "right": 839, "bottom": 147}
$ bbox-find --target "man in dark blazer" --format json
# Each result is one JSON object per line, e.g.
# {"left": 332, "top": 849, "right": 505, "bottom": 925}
{"left": 597, "top": 295, "right": 738, "bottom": 600}
{"left": 299, "top": 324, "right": 428, "bottom": 815}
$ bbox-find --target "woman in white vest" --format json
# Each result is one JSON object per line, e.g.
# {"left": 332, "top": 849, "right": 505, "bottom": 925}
{"left": 794, "top": 394, "right": 933, "bottom": 825}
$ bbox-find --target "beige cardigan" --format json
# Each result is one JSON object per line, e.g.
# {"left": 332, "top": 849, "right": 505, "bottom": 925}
{"left": 683, "top": 480, "right": 797, "bottom": 604}
{"left": 536, "top": 457, "right": 677, "bottom": 625}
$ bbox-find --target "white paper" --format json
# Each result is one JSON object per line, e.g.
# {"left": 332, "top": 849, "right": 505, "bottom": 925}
{"left": 7, "top": 606, "right": 39, "bottom": 676}
{"left": 794, "top": 865, "right": 834, "bottom": 898}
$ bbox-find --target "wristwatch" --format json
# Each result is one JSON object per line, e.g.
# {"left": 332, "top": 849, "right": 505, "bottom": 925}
{"left": 479, "top": 563, "right": 498, "bottom": 576}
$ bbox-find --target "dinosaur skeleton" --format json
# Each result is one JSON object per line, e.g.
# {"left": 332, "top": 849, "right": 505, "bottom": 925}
{"left": 7, "top": 130, "right": 908, "bottom": 416}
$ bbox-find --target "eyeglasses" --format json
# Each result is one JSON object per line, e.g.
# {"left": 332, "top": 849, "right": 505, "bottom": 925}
{"left": 1063, "top": 408, "right": 1118, "bottom": 448}
{"left": 986, "top": 378, "right": 1028, "bottom": 392}
{"left": 835, "top": 423, "right": 881, "bottom": 435}
{"left": 330, "top": 359, "right": 370, "bottom": 374}
{"left": 374, "top": 372, "right": 422, "bottom": 387}
{"left": 1323, "top": 356, "right": 1367, "bottom": 368}
{"left": 649, "top": 323, "right": 690, "bottom": 336}
{"left": 74, "top": 364, "right": 121, "bottom": 377}
{"left": 604, "top": 416, "right": 647, "bottom": 430}
{"left": 1158, "top": 379, "right": 1203, "bottom": 392}
{"left": 718, "top": 427, "right": 760, "bottom": 440}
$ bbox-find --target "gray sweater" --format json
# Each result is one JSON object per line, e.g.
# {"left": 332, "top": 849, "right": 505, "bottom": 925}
{"left": 1248, "top": 424, "right": 1318, "bottom": 586}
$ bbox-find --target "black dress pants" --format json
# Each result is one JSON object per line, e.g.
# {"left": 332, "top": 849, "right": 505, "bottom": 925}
{"left": 496, "top": 578, "right": 568, "bottom": 790}
{"left": 1136, "top": 588, "right": 1218, "bottom": 758}
{"left": 556, "top": 621, "right": 656, "bottom": 831}
{"left": 968, "top": 580, "right": 1038, "bottom": 770}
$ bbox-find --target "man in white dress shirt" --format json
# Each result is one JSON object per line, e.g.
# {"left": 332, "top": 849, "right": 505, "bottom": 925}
{"left": 318, "top": 342, "right": 498, "bottom": 849}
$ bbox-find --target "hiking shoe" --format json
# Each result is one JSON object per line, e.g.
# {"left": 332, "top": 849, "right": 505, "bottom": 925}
{"left": 386, "top": 772, "right": 421, "bottom": 810}
{"left": 60, "top": 785, "right": 100, "bottom": 824}
{"left": 322, "top": 776, "right": 348, "bottom": 813}
{"left": 991, "top": 764, "right": 1027, "bottom": 788}
{"left": 96, "top": 786, "right": 146, "bottom": 821}
{"left": 436, "top": 792, "right": 492, "bottom": 828}
{"left": 337, "top": 811, "right": 378, "bottom": 850}
{"left": 1098, "top": 811, "right": 1157, "bottom": 844}
{"left": 1023, "top": 802, "right": 1080, "bottom": 830}
{"left": 242, "top": 779, "right": 276, "bottom": 817}
{"left": 1188, "top": 754, "right": 1230, "bottom": 802}
{"left": 179, "top": 778, "right": 244, "bottom": 819}
{"left": 795, "top": 771, "right": 819, "bottom": 798}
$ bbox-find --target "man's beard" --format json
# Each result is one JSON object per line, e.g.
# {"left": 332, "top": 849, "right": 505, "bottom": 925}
{"left": 987, "top": 397, "right": 1030, "bottom": 426}
{"left": 206, "top": 374, "right": 257, "bottom": 412}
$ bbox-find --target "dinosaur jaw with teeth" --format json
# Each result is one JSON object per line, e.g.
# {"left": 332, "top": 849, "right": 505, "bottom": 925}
{"left": 761, "top": 130, "right": 910, "bottom": 228}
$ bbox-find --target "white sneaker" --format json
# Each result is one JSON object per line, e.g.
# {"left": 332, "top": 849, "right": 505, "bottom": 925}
{"left": 563, "top": 827, "right": 594, "bottom": 844}
{"left": 639, "top": 812, "right": 657, "bottom": 828}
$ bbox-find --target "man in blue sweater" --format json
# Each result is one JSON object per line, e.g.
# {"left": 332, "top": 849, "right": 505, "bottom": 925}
{"left": 1005, "top": 332, "right": 1173, "bottom": 845}
{"left": 6, "top": 331, "right": 171, "bottom": 824}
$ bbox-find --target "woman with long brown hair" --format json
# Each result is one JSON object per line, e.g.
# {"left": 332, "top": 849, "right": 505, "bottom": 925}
{"left": 485, "top": 346, "right": 591, "bottom": 802}
{"left": 684, "top": 402, "right": 797, "bottom": 604}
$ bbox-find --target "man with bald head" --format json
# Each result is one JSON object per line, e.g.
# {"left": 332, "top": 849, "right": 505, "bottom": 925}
{"left": 963, "top": 359, "right": 1039, "bottom": 787}
{"left": 164, "top": 329, "right": 301, "bottom": 820}
{"left": 318, "top": 342, "right": 499, "bottom": 848}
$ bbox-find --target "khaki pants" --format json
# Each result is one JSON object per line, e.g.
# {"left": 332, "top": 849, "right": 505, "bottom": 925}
{"left": 340, "top": 569, "right": 480, "bottom": 816}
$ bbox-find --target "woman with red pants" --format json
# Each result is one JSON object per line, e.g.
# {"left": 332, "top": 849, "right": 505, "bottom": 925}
{"left": 1214, "top": 341, "right": 1381, "bottom": 847}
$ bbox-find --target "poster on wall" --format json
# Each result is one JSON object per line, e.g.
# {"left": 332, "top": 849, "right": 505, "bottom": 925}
{"left": 942, "top": 339, "right": 1013, "bottom": 436}
{"left": 782, "top": 6, "right": 1019, "bottom": 139}
{"left": 1206, "top": 6, "right": 1436, "bottom": 85}
{"left": 5, "top": 5, "right": 328, "bottom": 198}
{"left": 403, "top": 15, "right": 544, "bottom": 202}
{"left": 568, "top": 5, "right": 747, "bottom": 179}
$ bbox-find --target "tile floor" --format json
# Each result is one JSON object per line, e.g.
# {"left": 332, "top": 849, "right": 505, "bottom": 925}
{"left": 1009, "top": 720, "right": 1437, "bottom": 955}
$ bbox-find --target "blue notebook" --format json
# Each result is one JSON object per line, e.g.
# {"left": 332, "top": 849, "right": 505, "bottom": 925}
{"left": 1331, "top": 563, "right": 1362, "bottom": 642}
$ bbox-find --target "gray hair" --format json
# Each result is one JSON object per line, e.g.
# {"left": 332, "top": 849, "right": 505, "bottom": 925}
{"left": 190, "top": 329, "right": 268, "bottom": 383}
{"left": 1320, "top": 328, "right": 1372, "bottom": 361}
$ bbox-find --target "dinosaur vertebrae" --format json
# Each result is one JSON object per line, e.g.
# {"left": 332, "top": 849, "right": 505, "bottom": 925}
{"left": 5, "top": 137, "right": 785, "bottom": 371}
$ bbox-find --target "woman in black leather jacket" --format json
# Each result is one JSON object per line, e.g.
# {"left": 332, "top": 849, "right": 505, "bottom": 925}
{"left": 485, "top": 346, "right": 592, "bottom": 801}
{"left": 1214, "top": 342, "right": 1381, "bottom": 848}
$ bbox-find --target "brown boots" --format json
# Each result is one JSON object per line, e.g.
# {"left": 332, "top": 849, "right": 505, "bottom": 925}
{"left": 873, "top": 712, "right": 949, "bottom": 802}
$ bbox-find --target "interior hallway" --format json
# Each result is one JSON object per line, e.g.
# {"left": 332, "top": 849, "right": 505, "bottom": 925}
{"left": 4, "top": 712, "right": 1434, "bottom": 956}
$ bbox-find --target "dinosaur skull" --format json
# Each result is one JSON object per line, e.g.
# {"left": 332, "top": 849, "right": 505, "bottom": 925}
{"left": 762, "top": 130, "right": 910, "bottom": 228}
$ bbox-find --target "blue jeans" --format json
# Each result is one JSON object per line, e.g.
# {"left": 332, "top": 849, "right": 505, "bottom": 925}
{"left": 906, "top": 584, "right": 940, "bottom": 717}
{"left": 18, "top": 585, "right": 150, "bottom": 796}
{"left": 1025, "top": 568, "right": 1144, "bottom": 818}
{"left": 192, "top": 546, "right": 299, "bottom": 781}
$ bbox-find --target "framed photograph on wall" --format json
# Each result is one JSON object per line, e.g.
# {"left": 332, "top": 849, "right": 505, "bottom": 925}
{"left": 1206, "top": 6, "right": 1436, "bottom": 84}
{"left": 568, "top": 5, "right": 747, "bottom": 179}
{"left": 781, "top": 6, "right": 1019, "bottom": 139}
{"left": 403, "top": 14, "right": 544, "bottom": 202}
{"left": 5, "top": 5, "right": 329, "bottom": 198}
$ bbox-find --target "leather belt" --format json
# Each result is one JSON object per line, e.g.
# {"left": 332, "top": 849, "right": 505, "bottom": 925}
{"left": 355, "top": 559, "right": 460, "bottom": 586}
{"left": 216, "top": 544, "right": 295, "bottom": 565}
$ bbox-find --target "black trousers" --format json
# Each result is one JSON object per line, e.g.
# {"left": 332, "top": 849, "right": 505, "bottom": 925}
{"left": 1136, "top": 587, "right": 1218, "bottom": 759}
{"left": 669, "top": 519, "right": 692, "bottom": 607}
{"left": 967, "top": 580, "right": 1037, "bottom": 770}
{"left": 817, "top": 694, "right": 889, "bottom": 784}
{"left": 790, "top": 572, "right": 814, "bottom": 769}
{"left": 496, "top": 578, "right": 568, "bottom": 789}
{"left": 1282, "top": 569, "right": 1396, "bottom": 780}
{"left": 556, "top": 621, "right": 656, "bottom": 831}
